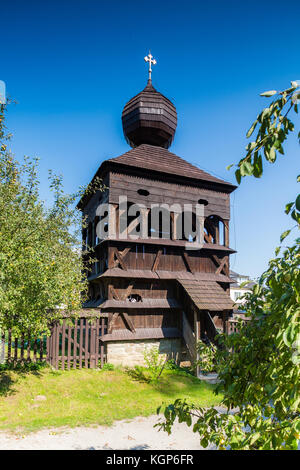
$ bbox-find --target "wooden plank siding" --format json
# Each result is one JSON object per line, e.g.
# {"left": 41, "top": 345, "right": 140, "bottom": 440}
{"left": 110, "top": 309, "right": 181, "bottom": 331}
{"left": 108, "top": 172, "right": 230, "bottom": 219}
{"left": 107, "top": 243, "right": 229, "bottom": 274}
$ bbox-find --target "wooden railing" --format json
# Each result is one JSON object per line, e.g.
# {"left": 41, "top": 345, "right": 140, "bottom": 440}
{"left": 227, "top": 318, "right": 250, "bottom": 335}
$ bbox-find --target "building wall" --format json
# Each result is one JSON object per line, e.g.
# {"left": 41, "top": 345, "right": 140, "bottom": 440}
{"left": 106, "top": 338, "right": 183, "bottom": 367}
{"left": 230, "top": 287, "right": 251, "bottom": 304}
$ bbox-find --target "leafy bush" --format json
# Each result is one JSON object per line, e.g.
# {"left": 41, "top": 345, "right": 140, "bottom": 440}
{"left": 165, "top": 359, "right": 193, "bottom": 376}
{"left": 0, "top": 361, "right": 48, "bottom": 372}
{"left": 143, "top": 346, "right": 167, "bottom": 383}
{"left": 101, "top": 363, "right": 114, "bottom": 371}
{"left": 195, "top": 341, "right": 217, "bottom": 374}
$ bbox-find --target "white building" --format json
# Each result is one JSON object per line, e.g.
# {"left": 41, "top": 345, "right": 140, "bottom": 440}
{"left": 230, "top": 270, "right": 256, "bottom": 307}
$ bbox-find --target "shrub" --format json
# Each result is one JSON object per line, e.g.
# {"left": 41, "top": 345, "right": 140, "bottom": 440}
{"left": 101, "top": 363, "right": 114, "bottom": 371}
{"left": 143, "top": 346, "right": 166, "bottom": 383}
{"left": 195, "top": 341, "right": 217, "bottom": 374}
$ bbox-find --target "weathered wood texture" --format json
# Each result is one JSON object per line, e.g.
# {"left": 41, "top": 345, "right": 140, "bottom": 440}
{"left": 182, "top": 311, "right": 196, "bottom": 362}
{"left": 4, "top": 330, "right": 47, "bottom": 364}
{"left": 48, "top": 316, "right": 108, "bottom": 370}
{"left": 2, "top": 316, "right": 108, "bottom": 370}
{"left": 106, "top": 244, "right": 229, "bottom": 274}
{"left": 122, "top": 81, "right": 177, "bottom": 149}
{"left": 109, "top": 172, "right": 230, "bottom": 220}
{"left": 108, "top": 309, "right": 181, "bottom": 331}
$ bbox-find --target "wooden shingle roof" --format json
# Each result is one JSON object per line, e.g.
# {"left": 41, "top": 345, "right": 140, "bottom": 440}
{"left": 77, "top": 144, "right": 236, "bottom": 208}
{"left": 101, "top": 327, "right": 181, "bottom": 342}
{"left": 178, "top": 279, "right": 234, "bottom": 311}
{"left": 97, "top": 268, "right": 233, "bottom": 283}
{"left": 98, "top": 298, "right": 180, "bottom": 309}
{"left": 108, "top": 144, "right": 235, "bottom": 189}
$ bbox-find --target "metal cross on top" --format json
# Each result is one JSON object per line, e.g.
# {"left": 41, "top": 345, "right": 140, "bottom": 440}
{"left": 144, "top": 52, "right": 157, "bottom": 81}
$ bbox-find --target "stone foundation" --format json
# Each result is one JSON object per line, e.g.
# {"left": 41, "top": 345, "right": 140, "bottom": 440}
{"left": 106, "top": 338, "right": 183, "bottom": 367}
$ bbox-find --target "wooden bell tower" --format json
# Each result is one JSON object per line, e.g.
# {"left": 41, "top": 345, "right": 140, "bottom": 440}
{"left": 77, "top": 55, "right": 236, "bottom": 366}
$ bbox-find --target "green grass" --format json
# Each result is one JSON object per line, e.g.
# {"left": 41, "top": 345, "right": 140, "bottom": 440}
{"left": 0, "top": 366, "right": 222, "bottom": 433}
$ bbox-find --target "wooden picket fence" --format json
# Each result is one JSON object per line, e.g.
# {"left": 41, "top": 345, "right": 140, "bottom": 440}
{"left": 2, "top": 330, "right": 47, "bottom": 363}
{"left": 0, "top": 315, "right": 108, "bottom": 370}
{"left": 48, "top": 316, "right": 108, "bottom": 370}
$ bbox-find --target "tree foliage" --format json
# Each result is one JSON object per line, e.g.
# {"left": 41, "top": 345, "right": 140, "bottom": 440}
{"left": 228, "top": 81, "right": 300, "bottom": 227}
{"left": 0, "top": 103, "right": 93, "bottom": 336}
{"left": 156, "top": 82, "right": 300, "bottom": 450}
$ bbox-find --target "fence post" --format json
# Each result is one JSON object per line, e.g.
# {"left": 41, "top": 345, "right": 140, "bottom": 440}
{"left": 0, "top": 330, "right": 5, "bottom": 364}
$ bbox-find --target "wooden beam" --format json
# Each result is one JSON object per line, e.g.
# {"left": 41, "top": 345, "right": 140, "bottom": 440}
{"left": 152, "top": 248, "right": 162, "bottom": 271}
{"left": 122, "top": 283, "right": 134, "bottom": 300}
{"left": 113, "top": 247, "right": 131, "bottom": 268}
{"left": 108, "top": 312, "right": 119, "bottom": 334}
{"left": 114, "top": 248, "right": 128, "bottom": 270}
{"left": 110, "top": 286, "right": 121, "bottom": 300}
{"left": 182, "top": 251, "right": 194, "bottom": 273}
{"left": 121, "top": 312, "right": 136, "bottom": 333}
{"left": 212, "top": 254, "right": 228, "bottom": 275}
{"left": 224, "top": 220, "right": 229, "bottom": 247}
{"left": 127, "top": 216, "right": 140, "bottom": 237}
{"left": 216, "top": 256, "right": 228, "bottom": 275}
{"left": 108, "top": 246, "right": 115, "bottom": 269}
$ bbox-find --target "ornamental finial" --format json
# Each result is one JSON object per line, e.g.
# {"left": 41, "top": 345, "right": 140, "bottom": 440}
{"left": 144, "top": 51, "right": 157, "bottom": 81}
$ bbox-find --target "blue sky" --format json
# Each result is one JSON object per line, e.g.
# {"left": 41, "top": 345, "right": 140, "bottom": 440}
{"left": 2, "top": 0, "right": 299, "bottom": 278}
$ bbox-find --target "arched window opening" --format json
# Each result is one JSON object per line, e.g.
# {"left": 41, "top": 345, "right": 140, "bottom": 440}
{"left": 94, "top": 216, "right": 100, "bottom": 245}
{"left": 148, "top": 206, "right": 171, "bottom": 239}
{"left": 176, "top": 211, "right": 197, "bottom": 242}
{"left": 119, "top": 201, "right": 141, "bottom": 237}
{"left": 204, "top": 215, "right": 225, "bottom": 245}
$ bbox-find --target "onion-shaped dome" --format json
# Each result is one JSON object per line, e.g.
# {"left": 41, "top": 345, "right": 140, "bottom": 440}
{"left": 122, "top": 80, "right": 177, "bottom": 149}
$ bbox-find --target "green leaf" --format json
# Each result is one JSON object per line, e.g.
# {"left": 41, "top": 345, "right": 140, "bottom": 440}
{"left": 249, "top": 432, "right": 261, "bottom": 445}
{"left": 226, "top": 164, "right": 234, "bottom": 171}
{"left": 283, "top": 323, "right": 297, "bottom": 347}
{"left": 269, "top": 147, "right": 276, "bottom": 162}
{"left": 260, "top": 90, "right": 277, "bottom": 97}
{"left": 235, "top": 169, "right": 241, "bottom": 184}
{"left": 280, "top": 230, "right": 290, "bottom": 242}
{"left": 296, "top": 194, "right": 300, "bottom": 212}
{"left": 253, "top": 154, "right": 263, "bottom": 178}
{"left": 240, "top": 161, "right": 254, "bottom": 176}
{"left": 291, "top": 209, "right": 300, "bottom": 223}
{"left": 285, "top": 202, "right": 294, "bottom": 215}
{"left": 246, "top": 121, "right": 258, "bottom": 138}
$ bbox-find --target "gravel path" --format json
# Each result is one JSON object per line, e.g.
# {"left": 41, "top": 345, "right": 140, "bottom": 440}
{"left": 0, "top": 415, "right": 206, "bottom": 450}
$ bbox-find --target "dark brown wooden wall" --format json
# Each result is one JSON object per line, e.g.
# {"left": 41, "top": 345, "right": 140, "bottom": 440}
{"left": 82, "top": 171, "right": 230, "bottom": 223}
{"left": 106, "top": 279, "right": 175, "bottom": 300}
{"left": 109, "top": 309, "right": 181, "bottom": 330}
{"left": 108, "top": 243, "right": 228, "bottom": 274}
{"left": 109, "top": 172, "right": 230, "bottom": 220}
